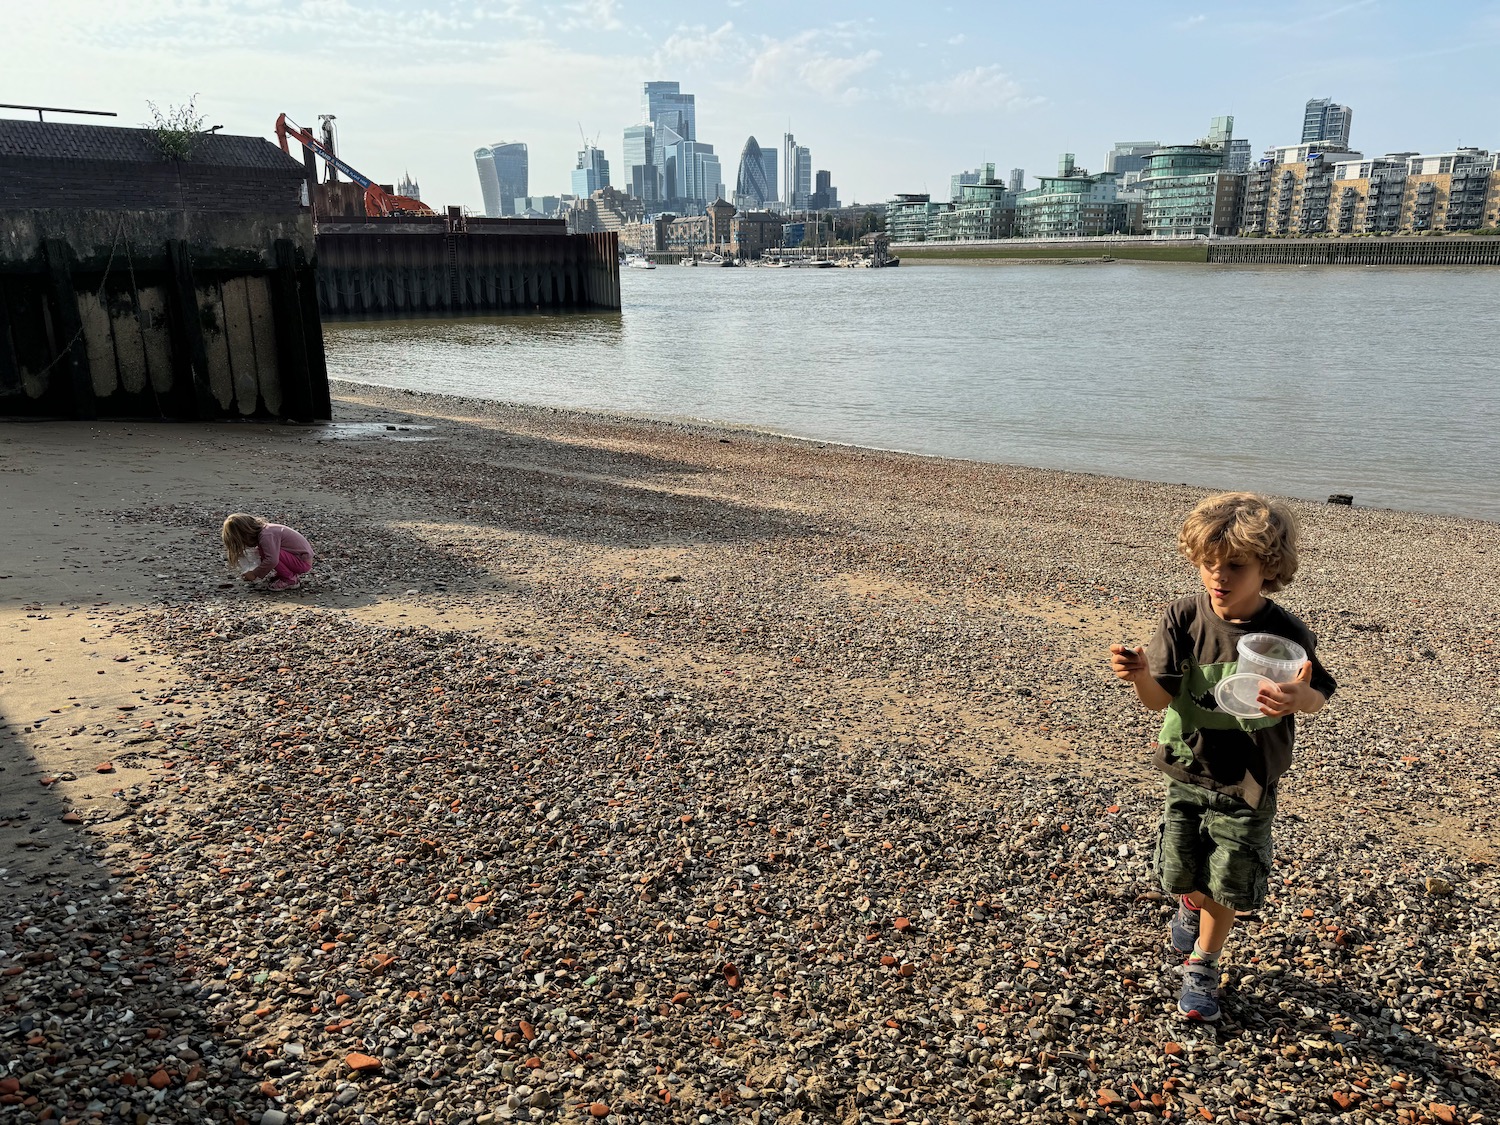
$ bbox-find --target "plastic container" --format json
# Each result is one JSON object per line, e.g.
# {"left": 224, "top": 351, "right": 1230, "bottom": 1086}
{"left": 1214, "top": 672, "right": 1272, "bottom": 719}
{"left": 1236, "top": 633, "right": 1307, "bottom": 684}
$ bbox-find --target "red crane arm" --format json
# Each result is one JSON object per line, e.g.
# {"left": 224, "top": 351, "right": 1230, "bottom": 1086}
{"left": 274, "top": 113, "right": 435, "bottom": 217}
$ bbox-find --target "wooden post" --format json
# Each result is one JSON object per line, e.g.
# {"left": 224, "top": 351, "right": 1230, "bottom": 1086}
{"left": 0, "top": 284, "right": 20, "bottom": 396}
{"left": 164, "top": 239, "right": 219, "bottom": 420}
{"left": 297, "top": 253, "right": 331, "bottom": 420}
{"left": 42, "top": 239, "right": 95, "bottom": 420}
{"left": 269, "top": 239, "right": 315, "bottom": 422}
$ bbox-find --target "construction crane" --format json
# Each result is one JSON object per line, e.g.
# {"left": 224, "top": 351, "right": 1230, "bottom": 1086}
{"left": 274, "top": 112, "right": 435, "bottom": 218}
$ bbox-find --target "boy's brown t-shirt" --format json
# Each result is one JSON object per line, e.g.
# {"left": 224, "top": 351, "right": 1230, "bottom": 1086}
{"left": 1145, "top": 592, "right": 1336, "bottom": 809}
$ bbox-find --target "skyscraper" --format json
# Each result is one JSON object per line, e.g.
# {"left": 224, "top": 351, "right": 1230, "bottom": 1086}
{"left": 475, "top": 142, "right": 528, "bottom": 217}
{"left": 1302, "top": 97, "right": 1353, "bottom": 149}
{"left": 700, "top": 150, "right": 724, "bottom": 203}
{"left": 950, "top": 168, "right": 981, "bottom": 202}
{"left": 644, "top": 81, "right": 695, "bottom": 188}
{"left": 571, "top": 145, "right": 610, "bottom": 198}
{"left": 1201, "top": 116, "right": 1251, "bottom": 172}
{"left": 658, "top": 133, "right": 720, "bottom": 207}
{"left": 783, "top": 134, "right": 812, "bottom": 209}
{"left": 493, "top": 144, "right": 528, "bottom": 216}
{"left": 1225, "top": 139, "right": 1252, "bottom": 174}
{"left": 811, "top": 170, "right": 838, "bottom": 210}
{"left": 655, "top": 123, "right": 683, "bottom": 204}
{"left": 782, "top": 133, "right": 796, "bottom": 209}
{"left": 1008, "top": 168, "right": 1025, "bottom": 192}
{"left": 760, "top": 148, "right": 778, "bottom": 205}
{"left": 623, "top": 123, "right": 657, "bottom": 202}
{"left": 474, "top": 147, "right": 500, "bottom": 216}
{"left": 950, "top": 164, "right": 995, "bottom": 202}
{"left": 735, "top": 136, "right": 772, "bottom": 207}
{"left": 1105, "top": 141, "right": 1160, "bottom": 177}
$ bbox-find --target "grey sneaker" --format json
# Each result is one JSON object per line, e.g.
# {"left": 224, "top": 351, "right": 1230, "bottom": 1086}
{"left": 1170, "top": 897, "right": 1201, "bottom": 955}
{"left": 1177, "top": 961, "right": 1222, "bottom": 1022}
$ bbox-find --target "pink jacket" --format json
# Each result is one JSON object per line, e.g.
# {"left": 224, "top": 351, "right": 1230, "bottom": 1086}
{"left": 246, "top": 523, "right": 314, "bottom": 580}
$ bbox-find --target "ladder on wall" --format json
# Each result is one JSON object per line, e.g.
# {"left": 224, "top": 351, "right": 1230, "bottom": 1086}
{"left": 444, "top": 232, "right": 461, "bottom": 309}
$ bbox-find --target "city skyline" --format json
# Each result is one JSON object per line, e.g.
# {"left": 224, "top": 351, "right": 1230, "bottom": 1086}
{"left": 9, "top": 1, "right": 1500, "bottom": 213}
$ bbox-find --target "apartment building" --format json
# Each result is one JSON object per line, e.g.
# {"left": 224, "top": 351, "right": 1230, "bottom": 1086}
{"left": 1241, "top": 144, "right": 1362, "bottom": 236}
{"left": 1329, "top": 156, "right": 1411, "bottom": 234}
{"left": 1242, "top": 144, "right": 1499, "bottom": 236}
{"left": 886, "top": 193, "right": 947, "bottom": 242}
{"left": 1399, "top": 149, "right": 1499, "bottom": 232}
{"left": 1015, "top": 159, "right": 1133, "bottom": 238}
{"left": 1138, "top": 143, "right": 1242, "bottom": 237}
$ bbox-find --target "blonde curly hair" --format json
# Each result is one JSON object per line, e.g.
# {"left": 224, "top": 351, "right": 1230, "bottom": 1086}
{"left": 1178, "top": 492, "right": 1300, "bottom": 593}
{"left": 221, "top": 512, "right": 267, "bottom": 566}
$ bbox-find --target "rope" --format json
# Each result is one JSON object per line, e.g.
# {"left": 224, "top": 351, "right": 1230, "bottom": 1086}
{"left": 27, "top": 217, "right": 128, "bottom": 381}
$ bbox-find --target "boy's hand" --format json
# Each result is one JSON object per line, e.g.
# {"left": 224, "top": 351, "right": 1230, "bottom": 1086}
{"left": 1109, "top": 644, "right": 1148, "bottom": 683}
{"left": 1257, "top": 661, "right": 1319, "bottom": 717}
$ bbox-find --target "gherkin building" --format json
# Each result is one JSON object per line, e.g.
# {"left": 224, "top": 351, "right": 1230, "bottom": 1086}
{"left": 736, "top": 136, "right": 771, "bottom": 206}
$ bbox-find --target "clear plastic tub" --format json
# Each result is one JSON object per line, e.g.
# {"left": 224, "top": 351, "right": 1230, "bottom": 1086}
{"left": 1215, "top": 672, "right": 1272, "bottom": 719}
{"left": 1237, "top": 633, "right": 1307, "bottom": 684}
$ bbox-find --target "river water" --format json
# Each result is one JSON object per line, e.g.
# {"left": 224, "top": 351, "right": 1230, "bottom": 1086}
{"left": 323, "top": 263, "right": 1500, "bottom": 523}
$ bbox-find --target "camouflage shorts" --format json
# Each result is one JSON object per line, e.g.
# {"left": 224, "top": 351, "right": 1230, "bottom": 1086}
{"left": 1153, "top": 780, "right": 1276, "bottom": 911}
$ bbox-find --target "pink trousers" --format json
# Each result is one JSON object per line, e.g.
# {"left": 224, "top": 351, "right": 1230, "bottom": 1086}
{"left": 274, "top": 551, "right": 313, "bottom": 582}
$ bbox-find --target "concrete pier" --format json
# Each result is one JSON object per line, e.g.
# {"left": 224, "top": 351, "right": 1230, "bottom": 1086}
{"left": 315, "top": 216, "right": 621, "bottom": 317}
{"left": 1, "top": 120, "right": 330, "bottom": 421}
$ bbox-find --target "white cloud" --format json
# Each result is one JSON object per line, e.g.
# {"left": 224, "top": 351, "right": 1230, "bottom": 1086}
{"left": 1174, "top": 14, "right": 1208, "bottom": 30}
{"left": 656, "top": 22, "right": 738, "bottom": 66}
{"left": 947, "top": 33, "right": 966, "bottom": 45}
{"left": 5, "top": 0, "right": 646, "bottom": 207}
{"left": 650, "top": 23, "right": 882, "bottom": 107}
{"left": 915, "top": 65, "right": 1042, "bottom": 115}
{"left": 562, "top": 0, "right": 624, "bottom": 33}
{"left": 745, "top": 30, "right": 882, "bottom": 106}
{"left": 5, "top": 4, "right": 1036, "bottom": 203}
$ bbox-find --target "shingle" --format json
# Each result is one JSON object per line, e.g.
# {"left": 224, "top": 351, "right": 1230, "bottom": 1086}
{"left": 0, "top": 120, "right": 304, "bottom": 174}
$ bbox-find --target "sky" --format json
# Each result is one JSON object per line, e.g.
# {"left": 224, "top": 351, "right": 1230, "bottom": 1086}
{"left": 8, "top": 0, "right": 1500, "bottom": 210}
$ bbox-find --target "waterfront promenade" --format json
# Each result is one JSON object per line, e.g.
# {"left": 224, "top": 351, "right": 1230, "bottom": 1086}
{"left": 1, "top": 386, "right": 1495, "bottom": 1123}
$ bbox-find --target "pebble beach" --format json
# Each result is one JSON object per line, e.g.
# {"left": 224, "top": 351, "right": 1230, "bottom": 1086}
{"left": 1, "top": 382, "right": 1497, "bottom": 1125}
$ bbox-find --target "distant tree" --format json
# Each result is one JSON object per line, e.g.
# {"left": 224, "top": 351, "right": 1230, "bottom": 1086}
{"left": 144, "top": 96, "right": 207, "bottom": 161}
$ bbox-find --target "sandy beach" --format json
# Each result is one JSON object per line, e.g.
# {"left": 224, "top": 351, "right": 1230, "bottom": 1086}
{"left": 2, "top": 383, "right": 1497, "bottom": 1124}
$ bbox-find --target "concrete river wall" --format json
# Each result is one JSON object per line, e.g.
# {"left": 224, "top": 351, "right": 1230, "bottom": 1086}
{"left": 897, "top": 234, "right": 1500, "bottom": 266}
{"left": 0, "top": 210, "right": 328, "bottom": 421}
{"left": 1206, "top": 237, "right": 1500, "bottom": 265}
{"left": 1, "top": 120, "right": 330, "bottom": 421}
{"left": 315, "top": 217, "right": 621, "bottom": 317}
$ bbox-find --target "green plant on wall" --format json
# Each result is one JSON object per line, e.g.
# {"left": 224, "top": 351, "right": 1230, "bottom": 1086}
{"left": 144, "top": 96, "right": 207, "bottom": 161}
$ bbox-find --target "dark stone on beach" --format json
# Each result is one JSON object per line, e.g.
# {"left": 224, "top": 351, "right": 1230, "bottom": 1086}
{"left": 1327, "top": 493, "right": 1354, "bottom": 505}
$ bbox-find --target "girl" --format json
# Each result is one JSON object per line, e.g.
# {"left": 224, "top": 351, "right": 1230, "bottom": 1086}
{"left": 221, "top": 513, "right": 314, "bottom": 591}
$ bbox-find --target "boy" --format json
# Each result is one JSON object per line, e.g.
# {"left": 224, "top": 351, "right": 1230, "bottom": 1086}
{"left": 1109, "top": 491, "right": 1335, "bottom": 1022}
